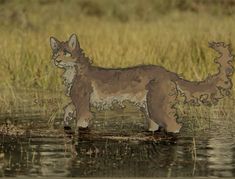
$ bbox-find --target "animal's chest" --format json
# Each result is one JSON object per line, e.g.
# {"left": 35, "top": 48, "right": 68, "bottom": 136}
{"left": 89, "top": 85, "right": 147, "bottom": 110}
{"left": 62, "top": 67, "right": 76, "bottom": 96}
{"left": 63, "top": 68, "right": 76, "bottom": 84}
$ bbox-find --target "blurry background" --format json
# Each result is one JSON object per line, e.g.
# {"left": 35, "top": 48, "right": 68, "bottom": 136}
{"left": 0, "top": 0, "right": 235, "bottom": 121}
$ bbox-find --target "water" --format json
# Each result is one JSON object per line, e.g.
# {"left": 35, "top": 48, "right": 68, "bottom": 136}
{"left": 0, "top": 106, "right": 235, "bottom": 177}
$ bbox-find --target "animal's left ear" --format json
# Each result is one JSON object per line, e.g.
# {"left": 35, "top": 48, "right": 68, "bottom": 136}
{"left": 50, "top": 36, "right": 60, "bottom": 51}
{"left": 68, "top": 34, "right": 80, "bottom": 50}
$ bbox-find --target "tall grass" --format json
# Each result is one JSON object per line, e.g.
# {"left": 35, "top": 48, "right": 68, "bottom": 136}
{"left": 0, "top": 0, "right": 234, "bottom": 129}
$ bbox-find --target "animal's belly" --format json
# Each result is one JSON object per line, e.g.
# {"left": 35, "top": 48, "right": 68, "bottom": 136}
{"left": 90, "top": 90, "right": 147, "bottom": 110}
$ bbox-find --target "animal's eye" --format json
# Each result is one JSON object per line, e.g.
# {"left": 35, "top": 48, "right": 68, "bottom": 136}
{"left": 63, "top": 50, "right": 71, "bottom": 57}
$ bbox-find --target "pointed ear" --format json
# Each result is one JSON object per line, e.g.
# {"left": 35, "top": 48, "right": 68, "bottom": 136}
{"left": 50, "top": 36, "right": 60, "bottom": 51}
{"left": 68, "top": 34, "right": 79, "bottom": 50}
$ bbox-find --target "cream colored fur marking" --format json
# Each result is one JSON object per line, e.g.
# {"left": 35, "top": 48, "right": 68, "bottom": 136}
{"left": 62, "top": 66, "right": 76, "bottom": 96}
{"left": 63, "top": 103, "right": 76, "bottom": 126}
{"left": 90, "top": 83, "right": 147, "bottom": 111}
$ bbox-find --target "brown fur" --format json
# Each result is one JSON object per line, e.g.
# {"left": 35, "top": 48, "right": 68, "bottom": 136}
{"left": 50, "top": 34, "right": 234, "bottom": 133}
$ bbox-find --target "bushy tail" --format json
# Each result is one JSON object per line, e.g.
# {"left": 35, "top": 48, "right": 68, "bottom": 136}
{"left": 175, "top": 42, "right": 234, "bottom": 106}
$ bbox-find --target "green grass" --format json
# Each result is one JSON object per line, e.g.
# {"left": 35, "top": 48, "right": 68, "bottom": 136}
{"left": 0, "top": 0, "right": 234, "bottom": 131}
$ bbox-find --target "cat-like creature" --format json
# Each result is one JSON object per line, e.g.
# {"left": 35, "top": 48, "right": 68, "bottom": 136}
{"left": 50, "top": 34, "right": 233, "bottom": 133}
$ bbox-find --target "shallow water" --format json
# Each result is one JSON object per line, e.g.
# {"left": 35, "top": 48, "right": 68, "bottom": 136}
{"left": 0, "top": 107, "right": 235, "bottom": 177}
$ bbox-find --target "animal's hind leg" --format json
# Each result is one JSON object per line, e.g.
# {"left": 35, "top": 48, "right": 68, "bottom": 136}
{"left": 146, "top": 80, "right": 181, "bottom": 133}
{"left": 72, "top": 87, "right": 93, "bottom": 129}
{"left": 140, "top": 105, "right": 159, "bottom": 132}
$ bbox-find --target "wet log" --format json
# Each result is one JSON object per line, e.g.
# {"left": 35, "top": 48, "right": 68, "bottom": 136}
{"left": 70, "top": 129, "right": 177, "bottom": 143}
{"left": 0, "top": 124, "right": 177, "bottom": 143}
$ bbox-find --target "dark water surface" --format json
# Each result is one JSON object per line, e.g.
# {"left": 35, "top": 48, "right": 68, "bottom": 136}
{"left": 0, "top": 107, "right": 235, "bottom": 177}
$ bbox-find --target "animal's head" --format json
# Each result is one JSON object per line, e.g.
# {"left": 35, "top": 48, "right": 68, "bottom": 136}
{"left": 50, "top": 34, "right": 82, "bottom": 68}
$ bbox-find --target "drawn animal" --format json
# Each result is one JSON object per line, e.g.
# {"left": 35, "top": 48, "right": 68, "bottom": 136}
{"left": 50, "top": 34, "right": 234, "bottom": 133}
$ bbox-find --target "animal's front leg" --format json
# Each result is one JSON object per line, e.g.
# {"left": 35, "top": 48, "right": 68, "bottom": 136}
{"left": 63, "top": 102, "right": 76, "bottom": 128}
{"left": 73, "top": 91, "right": 93, "bottom": 129}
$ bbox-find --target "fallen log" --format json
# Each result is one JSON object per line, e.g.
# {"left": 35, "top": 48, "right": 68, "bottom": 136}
{"left": 71, "top": 129, "right": 177, "bottom": 143}
{"left": 0, "top": 123, "right": 177, "bottom": 143}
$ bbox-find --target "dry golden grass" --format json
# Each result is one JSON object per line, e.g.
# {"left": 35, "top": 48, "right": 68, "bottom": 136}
{"left": 1, "top": 17, "right": 234, "bottom": 89}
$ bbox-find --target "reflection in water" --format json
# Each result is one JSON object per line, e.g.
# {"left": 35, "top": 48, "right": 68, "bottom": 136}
{"left": 0, "top": 108, "right": 235, "bottom": 177}
{"left": 206, "top": 121, "right": 235, "bottom": 177}
{"left": 0, "top": 136, "right": 185, "bottom": 177}
{"left": 207, "top": 137, "right": 234, "bottom": 177}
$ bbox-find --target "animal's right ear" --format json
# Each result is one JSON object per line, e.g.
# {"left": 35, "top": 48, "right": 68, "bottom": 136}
{"left": 50, "top": 36, "right": 59, "bottom": 51}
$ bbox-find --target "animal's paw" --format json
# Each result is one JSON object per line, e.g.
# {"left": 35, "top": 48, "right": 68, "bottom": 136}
{"left": 77, "top": 119, "right": 89, "bottom": 128}
{"left": 166, "top": 123, "right": 182, "bottom": 133}
{"left": 148, "top": 120, "right": 159, "bottom": 132}
{"left": 64, "top": 126, "right": 72, "bottom": 130}
{"left": 76, "top": 113, "right": 93, "bottom": 128}
{"left": 63, "top": 125, "right": 74, "bottom": 136}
